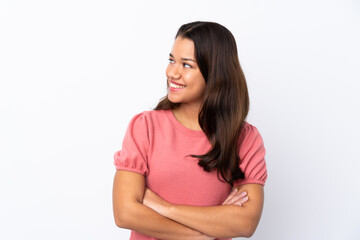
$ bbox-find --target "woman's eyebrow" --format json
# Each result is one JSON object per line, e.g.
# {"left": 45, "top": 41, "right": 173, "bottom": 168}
{"left": 169, "top": 53, "right": 196, "bottom": 62}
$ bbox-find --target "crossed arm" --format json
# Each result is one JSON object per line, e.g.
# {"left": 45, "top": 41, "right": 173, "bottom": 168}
{"left": 112, "top": 170, "right": 264, "bottom": 239}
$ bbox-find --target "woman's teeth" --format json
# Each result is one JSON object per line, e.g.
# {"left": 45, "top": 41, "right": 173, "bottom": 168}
{"left": 170, "top": 83, "right": 186, "bottom": 88}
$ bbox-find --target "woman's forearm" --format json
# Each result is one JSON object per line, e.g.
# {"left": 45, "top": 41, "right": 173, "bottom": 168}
{"left": 164, "top": 204, "right": 254, "bottom": 238}
{"left": 143, "top": 185, "right": 264, "bottom": 238}
{"left": 115, "top": 201, "right": 213, "bottom": 240}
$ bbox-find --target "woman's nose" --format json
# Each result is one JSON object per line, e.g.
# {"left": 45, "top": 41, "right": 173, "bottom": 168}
{"left": 168, "top": 64, "right": 181, "bottom": 79}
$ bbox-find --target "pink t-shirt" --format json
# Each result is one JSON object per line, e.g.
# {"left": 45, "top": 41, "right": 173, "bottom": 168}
{"left": 114, "top": 109, "right": 267, "bottom": 240}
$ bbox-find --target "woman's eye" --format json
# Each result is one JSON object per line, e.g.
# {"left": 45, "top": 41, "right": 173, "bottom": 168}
{"left": 168, "top": 59, "right": 191, "bottom": 68}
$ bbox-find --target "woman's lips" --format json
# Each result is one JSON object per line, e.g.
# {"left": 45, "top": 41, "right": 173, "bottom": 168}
{"left": 169, "top": 80, "right": 186, "bottom": 86}
{"left": 169, "top": 86, "right": 185, "bottom": 92}
{"left": 169, "top": 81, "right": 186, "bottom": 92}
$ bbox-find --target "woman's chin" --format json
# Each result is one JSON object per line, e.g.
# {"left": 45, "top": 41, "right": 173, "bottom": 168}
{"left": 167, "top": 96, "right": 181, "bottom": 104}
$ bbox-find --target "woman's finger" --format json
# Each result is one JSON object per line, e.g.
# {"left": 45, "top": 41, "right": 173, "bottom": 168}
{"left": 222, "top": 188, "right": 238, "bottom": 205}
{"left": 223, "top": 190, "right": 248, "bottom": 205}
{"left": 233, "top": 195, "right": 249, "bottom": 206}
{"left": 228, "top": 191, "right": 247, "bottom": 205}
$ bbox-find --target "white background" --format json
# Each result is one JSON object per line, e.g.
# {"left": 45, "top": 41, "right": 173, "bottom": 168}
{"left": 1, "top": 0, "right": 359, "bottom": 239}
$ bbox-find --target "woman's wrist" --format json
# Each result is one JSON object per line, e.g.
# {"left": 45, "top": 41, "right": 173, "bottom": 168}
{"left": 157, "top": 197, "right": 173, "bottom": 217}
{"left": 143, "top": 188, "right": 173, "bottom": 217}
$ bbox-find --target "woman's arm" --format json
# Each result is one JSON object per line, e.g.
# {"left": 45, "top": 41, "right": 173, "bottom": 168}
{"left": 112, "top": 170, "right": 214, "bottom": 240}
{"left": 143, "top": 184, "right": 264, "bottom": 238}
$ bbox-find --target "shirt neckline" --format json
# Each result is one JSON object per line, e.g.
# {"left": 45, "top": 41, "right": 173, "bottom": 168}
{"left": 164, "top": 109, "right": 206, "bottom": 137}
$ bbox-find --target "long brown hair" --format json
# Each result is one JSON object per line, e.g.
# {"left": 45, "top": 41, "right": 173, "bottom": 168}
{"left": 154, "top": 21, "right": 249, "bottom": 185}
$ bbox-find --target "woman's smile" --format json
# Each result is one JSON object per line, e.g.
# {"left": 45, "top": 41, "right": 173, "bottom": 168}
{"left": 169, "top": 81, "right": 186, "bottom": 91}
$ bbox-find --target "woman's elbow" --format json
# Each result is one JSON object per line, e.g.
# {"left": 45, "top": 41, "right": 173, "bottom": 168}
{"left": 242, "top": 227, "right": 256, "bottom": 238}
{"left": 113, "top": 209, "right": 126, "bottom": 228}
{"left": 232, "top": 224, "right": 256, "bottom": 238}
{"left": 113, "top": 203, "right": 133, "bottom": 229}
{"left": 232, "top": 218, "right": 260, "bottom": 238}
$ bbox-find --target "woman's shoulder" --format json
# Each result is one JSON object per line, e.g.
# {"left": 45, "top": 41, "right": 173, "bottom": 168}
{"left": 238, "top": 120, "right": 264, "bottom": 146}
{"left": 128, "top": 109, "right": 170, "bottom": 127}
{"left": 140, "top": 109, "right": 168, "bottom": 117}
{"left": 135, "top": 109, "right": 169, "bottom": 121}
{"left": 241, "top": 120, "right": 261, "bottom": 134}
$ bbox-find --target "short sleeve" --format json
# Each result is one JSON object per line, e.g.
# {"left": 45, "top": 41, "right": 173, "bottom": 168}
{"left": 113, "top": 112, "right": 150, "bottom": 176}
{"left": 233, "top": 123, "right": 268, "bottom": 186}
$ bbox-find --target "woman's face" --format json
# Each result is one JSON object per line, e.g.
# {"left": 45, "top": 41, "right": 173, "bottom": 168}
{"left": 166, "top": 37, "right": 206, "bottom": 108}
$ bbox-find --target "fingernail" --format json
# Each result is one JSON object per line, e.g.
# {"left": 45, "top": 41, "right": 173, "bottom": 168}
{"left": 233, "top": 188, "right": 238, "bottom": 192}
{"left": 240, "top": 191, "right": 247, "bottom": 197}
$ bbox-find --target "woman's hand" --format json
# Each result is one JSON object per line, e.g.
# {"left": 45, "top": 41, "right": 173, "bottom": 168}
{"left": 222, "top": 187, "right": 248, "bottom": 206}
{"left": 143, "top": 188, "right": 171, "bottom": 216}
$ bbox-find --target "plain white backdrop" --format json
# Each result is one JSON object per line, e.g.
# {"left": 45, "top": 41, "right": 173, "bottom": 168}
{"left": 1, "top": 0, "right": 359, "bottom": 239}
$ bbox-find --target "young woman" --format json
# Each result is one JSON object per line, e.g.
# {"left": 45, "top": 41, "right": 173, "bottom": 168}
{"left": 112, "top": 21, "right": 268, "bottom": 240}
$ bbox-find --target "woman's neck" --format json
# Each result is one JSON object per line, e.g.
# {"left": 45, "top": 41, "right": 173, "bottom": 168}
{"left": 172, "top": 104, "right": 202, "bottom": 131}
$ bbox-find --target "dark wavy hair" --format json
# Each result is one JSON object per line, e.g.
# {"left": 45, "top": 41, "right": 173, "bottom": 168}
{"left": 154, "top": 21, "right": 250, "bottom": 185}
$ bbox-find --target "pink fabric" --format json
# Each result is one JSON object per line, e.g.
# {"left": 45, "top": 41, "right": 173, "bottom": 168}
{"left": 113, "top": 109, "right": 267, "bottom": 240}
